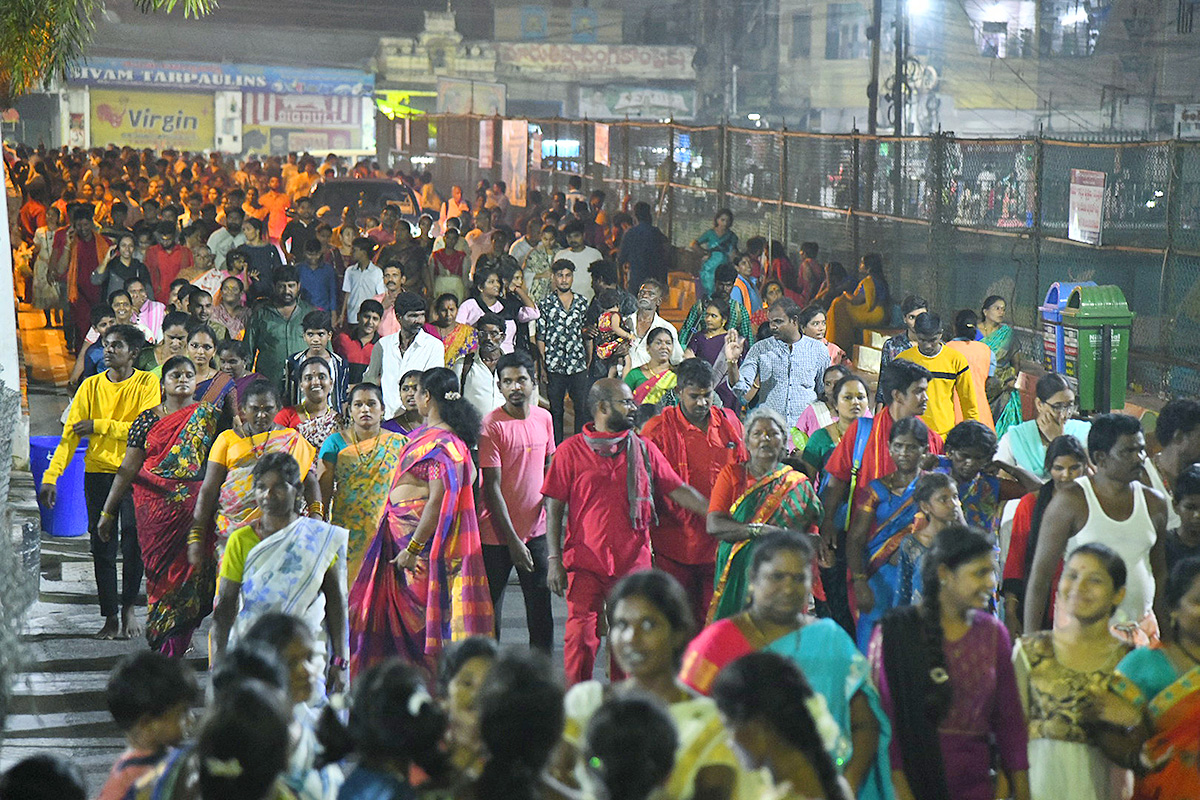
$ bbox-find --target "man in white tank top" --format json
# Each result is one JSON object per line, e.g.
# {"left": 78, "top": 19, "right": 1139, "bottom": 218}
{"left": 1024, "top": 414, "right": 1168, "bottom": 642}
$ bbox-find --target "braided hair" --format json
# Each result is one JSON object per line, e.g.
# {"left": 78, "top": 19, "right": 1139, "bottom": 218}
{"left": 881, "top": 524, "right": 995, "bottom": 800}
{"left": 711, "top": 652, "right": 849, "bottom": 800}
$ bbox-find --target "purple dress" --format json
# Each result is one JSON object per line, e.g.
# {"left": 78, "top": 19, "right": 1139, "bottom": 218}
{"left": 686, "top": 330, "right": 737, "bottom": 409}
{"left": 871, "top": 611, "right": 1029, "bottom": 800}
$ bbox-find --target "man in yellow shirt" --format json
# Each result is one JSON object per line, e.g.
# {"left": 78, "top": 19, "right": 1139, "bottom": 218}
{"left": 39, "top": 325, "right": 161, "bottom": 640}
{"left": 896, "top": 311, "right": 980, "bottom": 437}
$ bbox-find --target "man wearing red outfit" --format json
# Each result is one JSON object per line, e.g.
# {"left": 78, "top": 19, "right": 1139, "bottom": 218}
{"left": 543, "top": 378, "right": 709, "bottom": 685}
{"left": 52, "top": 205, "right": 111, "bottom": 351}
{"left": 144, "top": 222, "right": 193, "bottom": 304}
{"left": 640, "top": 358, "right": 746, "bottom": 627}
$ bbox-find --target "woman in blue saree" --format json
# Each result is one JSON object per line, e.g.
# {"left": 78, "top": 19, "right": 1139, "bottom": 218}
{"left": 845, "top": 416, "right": 930, "bottom": 651}
{"left": 979, "top": 295, "right": 1024, "bottom": 437}
{"left": 680, "top": 530, "right": 894, "bottom": 800}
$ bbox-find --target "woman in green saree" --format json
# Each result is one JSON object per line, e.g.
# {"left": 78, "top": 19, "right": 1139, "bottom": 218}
{"left": 979, "top": 295, "right": 1024, "bottom": 437}
{"left": 705, "top": 406, "right": 823, "bottom": 623}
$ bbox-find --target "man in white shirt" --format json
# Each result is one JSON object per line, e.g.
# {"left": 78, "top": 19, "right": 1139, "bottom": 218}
{"left": 207, "top": 206, "right": 246, "bottom": 273}
{"left": 465, "top": 207, "right": 494, "bottom": 276}
{"left": 624, "top": 278, "right": 683, "bottom": 372}
{"left": 457, "top": 314, "right": 507, "bottom": 417}
{"left": 439, "top": 185, "right": 471, "bottom": 234}
{"left": 365, "top": 292, "right": 445, "bottom": 417}
{"left": 509, "top": 218, "right": 540, "bottom": 267}
{"left": 340, "top": 237, "right": 386, "bottom": 327}
{"left": 554, "top": 219, "right": 602, "bottom": 301}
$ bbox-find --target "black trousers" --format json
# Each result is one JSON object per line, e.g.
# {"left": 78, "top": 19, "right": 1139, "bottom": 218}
{"left": 546, "top": 370, "right": 590, "bottom": 445}
{"left": 818, "top": 528, "right": 856, "bottom": 639}
{"left": 84, "top": 472, "right": 143, "bottom": 618}
{"left": 482, "top": 534, "right": 553, "bottom": 653}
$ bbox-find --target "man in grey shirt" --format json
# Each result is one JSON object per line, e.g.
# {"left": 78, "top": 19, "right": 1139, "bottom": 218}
{"left": 725, "top": 298, "right": 830, "bottom": 427}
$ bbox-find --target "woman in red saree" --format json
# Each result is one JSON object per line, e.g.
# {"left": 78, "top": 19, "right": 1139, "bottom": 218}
{"left": 98, "top": 355, "right": 222, "bottom": 655}
{"left": 1106, "top": 556, "right": 1200, "bottom": 800}
{"left": 348, "top": 367, "right": 494, "bottom": 680}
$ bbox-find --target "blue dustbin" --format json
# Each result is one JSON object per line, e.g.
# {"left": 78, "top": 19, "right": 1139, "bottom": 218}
{"left": 1041, "top": 281, "right": 1096, "bottom": 374}
{"left": 28, "top": 436, "right": 90, "bottom": 537}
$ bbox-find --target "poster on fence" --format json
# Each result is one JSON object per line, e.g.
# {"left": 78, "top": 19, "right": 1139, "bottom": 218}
{"left": 1068, "top": 169, "right": 1105, "bottom": 246}
{"left": 479, "top": 119, "right": 494, "bottom": 169}
{"left": 594, "top": 122, "right": 610, "bottom": 166}
{"left": 502, "top": 120, "right": 528, "bottom": 207}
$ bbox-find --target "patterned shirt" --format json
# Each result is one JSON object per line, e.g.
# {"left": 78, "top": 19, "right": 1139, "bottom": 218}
{"left": 538, "top": 291, "right": 590, "bottom": 374}
{"left": 875, "top": 332, "right": 911, "bottom": 406}
{"left": 733, "top": 335, "right": 831, "bottom": 427}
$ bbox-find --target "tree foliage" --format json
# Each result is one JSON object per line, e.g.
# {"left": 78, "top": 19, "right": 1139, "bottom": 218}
{"left": 0, "top": 0, "right": 216, "bottom": 106}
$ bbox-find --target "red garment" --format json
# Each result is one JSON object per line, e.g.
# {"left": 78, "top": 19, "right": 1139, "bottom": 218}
{"left": 641, "top": 406, "right": 746, "bottom": 564}
{"left": 656, "top": 553, "right": 715, "bottom": 637}
{"left": 145, "top": 244, "right": 194, "bottom": 303}
{"left": 54, "top": 228, "right": 107, "bottom": 341}
{"left": 824, "top": 405, "right": 945, "bottom": 509}
{"left": 333, "top": 330, "right": 375, "bottom": 369}
{"left": 18, "top": 199, "right": 46, "bottom": 243}
{"left": 366, "top": 226, "right": 396, "bottom": 246}
{"left": 565, "top": 566, "right": 636, "bottom": 685}
{"left": 1003, "top": 492, "right": 1037, "bottom": 583}
{"left": 541, "top": 425, "right": 684, "bottom": 577}
{"left": 431, "top": 248, "right": 466, "bottom": 278}
{"left": 797, "top": 257, "right": 822, "bottom": 306}
{"left": 260, "top": 190, "right": 291, "bottom": 242}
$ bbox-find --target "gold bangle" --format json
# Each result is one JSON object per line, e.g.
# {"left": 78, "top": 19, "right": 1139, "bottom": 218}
{"left": 405, "top": 538, "right": 425, "bottom": 555}
{"left": 307, "top": 501, "right": 324, "bottom": 517}
{"left": 852, "top": 573, "right": 869, "bottom": 582}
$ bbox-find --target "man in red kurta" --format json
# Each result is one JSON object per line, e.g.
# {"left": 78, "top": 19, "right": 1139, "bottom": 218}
{"left": 144, "top": 222, "right": 193, "bottom": 303}
{"left": 640, "top": 359, "right": 746, "bottom": 627}
{"left": 52, "top": 205, "right": 110, "bottom": 351}
{"left": 818, "top": 359, "right": 944, "bottom": 634}
{"left": 543, "top": 378, "right": 710, "bottom": 685}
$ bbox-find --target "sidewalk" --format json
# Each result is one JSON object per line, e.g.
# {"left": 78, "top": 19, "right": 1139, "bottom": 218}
{"left": 3, "top": 302, "right": 572, "bottom": 792}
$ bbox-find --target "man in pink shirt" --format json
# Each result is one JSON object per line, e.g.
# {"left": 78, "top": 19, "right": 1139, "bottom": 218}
{"left": 478, "top": 350, "right": 556, "bottom": 652}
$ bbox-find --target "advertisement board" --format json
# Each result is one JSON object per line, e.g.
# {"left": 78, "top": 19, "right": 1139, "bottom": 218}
{"left": 90, "top": 89, "right": 214, "bottom": 150}
{"left": 578, "top": 86, "right": 695, "bottom": 120}
{"left": 1067, "top": 169, "right": 1105, "bottom": 246}
{"left": 73, "top": 57, "right": 373, "bottom": 96}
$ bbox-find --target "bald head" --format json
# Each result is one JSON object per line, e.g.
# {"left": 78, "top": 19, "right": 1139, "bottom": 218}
{"left": 588, "top": 378, "right": 635, "bottom": 432}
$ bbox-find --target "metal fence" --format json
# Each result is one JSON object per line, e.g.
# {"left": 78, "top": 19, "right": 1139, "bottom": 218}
{"left": 408, "top": 115, "right": 1200, "bottom": 399}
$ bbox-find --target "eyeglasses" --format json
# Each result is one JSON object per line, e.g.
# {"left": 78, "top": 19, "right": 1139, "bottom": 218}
{"left": 1046, "top": 402, "right": 1077, "bottom": 414}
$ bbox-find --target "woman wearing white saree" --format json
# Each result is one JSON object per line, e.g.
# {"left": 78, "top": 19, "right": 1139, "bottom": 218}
{"left": 211, "top": 451, "right": 350, "bottom": 701}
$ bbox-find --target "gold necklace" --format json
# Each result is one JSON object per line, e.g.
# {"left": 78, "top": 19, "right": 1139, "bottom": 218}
{"left": 349, "top": 426, "right": 382, "bottom": 466}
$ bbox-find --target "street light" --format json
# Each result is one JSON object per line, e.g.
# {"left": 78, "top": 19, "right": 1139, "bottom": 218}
{"left": 909, "top": 0, "right": 930, "bottom": 15}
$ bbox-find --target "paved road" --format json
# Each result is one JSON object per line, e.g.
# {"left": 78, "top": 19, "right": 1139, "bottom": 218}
{"left": 5, "top": 302, "right": 589, "bottom": 793}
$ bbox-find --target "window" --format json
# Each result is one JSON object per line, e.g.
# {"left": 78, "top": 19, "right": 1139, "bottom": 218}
{"left": 825, "top": 3, "right": 870, "bottom": 59}
{"left": 791, "top": 13, "right": 812, "bottom": 59}
{"left": 980, "top": 20, "right": 1008, "bottom": 57}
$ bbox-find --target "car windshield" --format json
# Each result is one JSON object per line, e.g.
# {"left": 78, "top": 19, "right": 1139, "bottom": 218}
{"left": 312, "top": 182, "right": 418, "bottom": 218}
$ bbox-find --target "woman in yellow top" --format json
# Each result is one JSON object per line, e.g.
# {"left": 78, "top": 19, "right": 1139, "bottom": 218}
{"left": 558, "top": 570, "right": 756, "bottom": 800}
{"left": 187, "top": 379, "right": 319, "bottom": 566}
{"left": 317, "top": 383, "right": 408, "bottom": 586}
{"left": 826, "top": 253, "right": 890, "bottom": 354}
{"left": 210, "top": 451, "right": 349, "bottom": 702}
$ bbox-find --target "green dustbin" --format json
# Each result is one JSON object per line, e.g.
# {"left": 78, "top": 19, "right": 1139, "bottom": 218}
{"left": 1061, "top": 285, "right": 1134, "bottom": 414}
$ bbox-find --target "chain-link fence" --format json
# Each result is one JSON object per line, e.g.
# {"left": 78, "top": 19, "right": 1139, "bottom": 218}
{"left": 407, "top": 115, "right": 1200, "bottom": 399}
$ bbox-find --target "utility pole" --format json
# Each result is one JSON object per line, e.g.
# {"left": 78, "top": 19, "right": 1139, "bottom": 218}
{"left": 892, "top": 0, "right": 907, "bottom": 215}
{"left": 865, "top": 0, "right": 883, "bottom": 211}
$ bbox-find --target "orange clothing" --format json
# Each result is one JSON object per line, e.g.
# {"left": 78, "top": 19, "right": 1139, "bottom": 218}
{"left": 946, "top": 339, "right": 996, "bottom": 429}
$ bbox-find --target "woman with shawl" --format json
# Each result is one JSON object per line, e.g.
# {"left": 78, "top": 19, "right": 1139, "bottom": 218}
{"left": 211, "top": 452, "right": 350, "bottom": 701}
{"left": 681, "top": 531, "right": 894, "bottom": 800}
{"left": 318, "top": 382, "right": 408, "bottom": 588}
{"left": 348, "top": 367, "right": 494, "bottom": 679}
{"left": 705, "top": 407, "right": 823, "bottom": 623}
{"left": 97, "top": 356, "right": 222, "bottom": 655}
{"left": 187, "top": 380, "right": 319, "bottom": 564}
{"left": 979, "top": 295, "right": 1024, "bottom": 437}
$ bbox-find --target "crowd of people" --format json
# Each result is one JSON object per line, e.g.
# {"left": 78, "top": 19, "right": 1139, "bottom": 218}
{"left": 7, "top": 142, "right": 1200, "bottom": 800}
